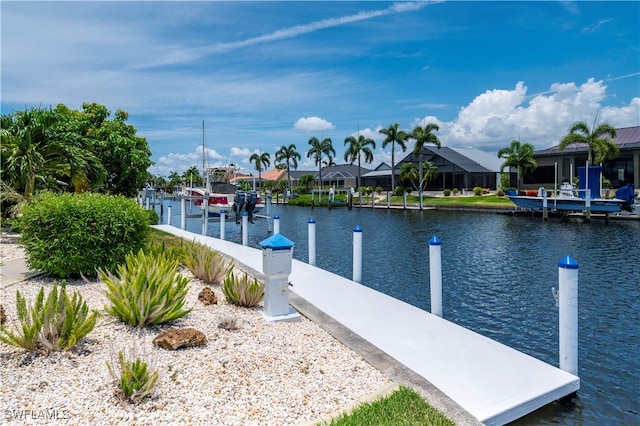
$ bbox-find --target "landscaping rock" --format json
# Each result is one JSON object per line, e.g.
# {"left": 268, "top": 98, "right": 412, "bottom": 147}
{"left": 198, "top": 287, "right": 217, "bottom": 305}
{"left": 153, "top": 328, "right": 207, "bottom": 350}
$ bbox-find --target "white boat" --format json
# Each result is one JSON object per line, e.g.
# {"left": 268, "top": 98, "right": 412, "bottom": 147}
{"left": 180, "top": 166, "right": 263, "bottom": 222}
{"left": 506, "top": 166, "right": 634, "bottom": 214}
{"left": 177, "top": 122, "right": 263, "bottom": 222}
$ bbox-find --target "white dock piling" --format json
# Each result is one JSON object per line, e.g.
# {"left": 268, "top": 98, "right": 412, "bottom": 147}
{"left": 558, "top": 256, "right": 579, "bottom": 376}
{"left": 429, "top": 236, "right": 443, "bottom": 317}
{"left": 308, "top": 218, "right": 316, "bottom": 266}
{"left": 201, "top": 195, "right": 208, "bottom": 235}
{"left": 242, "top": 212, "right": 248, "bottom": 246}
{"left": 180, "top": 197, "right": 186, "bottom": 230}
{"left": 167, "top": 206, "right": 172, "bottom": 226}
{"left": 220, "top": 210, "right": 226, "bottom": 241}
{"left": 387, "top": 191, "right": 391, "bottom": 208}
{"left": 273, "top": 214, "right": 280, "bottom": 234}
{"left": 353, "top": 225, "right": 363, "bottom": 283}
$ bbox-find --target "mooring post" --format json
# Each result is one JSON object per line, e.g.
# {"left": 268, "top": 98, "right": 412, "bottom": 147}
{"left": 371, "top": 192, "right": 374, "bottom": 208}
{"left": 429, "top": 236, "right": 443, "bottom": 317}
{"left": 242, "top": 212, "right": 248, "bottom": 246}
{"left": 543, "top": 189, "right": 548, "bottom": 221}
{"left": 167, "top": 206, "right": 172, "bottom": 226}
{"left": 558, "top": 255, "right": 579, "bottom": 376}
{"left": 387, "top": 191, "right": 391, "bottom": 208}
{"left": 146, "top": 197, "right": 150, "bottom": 210}
{"left": 180, "top": 197, "right": 187, "bottom": 230}
{"left": 403, "top": 192, "right": 407, "bottom": 209}
{"left": 308, "top": 218, "right": 316, "bottom": 266}
{"left": 220, "top": 210, "right": 226, "bottom": 240}
{"left": 201, "top": 194, "right": 208, "bottom": 235}
{"left": 273, "top": 214, "right": 280, "bottom": 234}
{"left": 352, "top": 225, "right": 363, "bottom": 283}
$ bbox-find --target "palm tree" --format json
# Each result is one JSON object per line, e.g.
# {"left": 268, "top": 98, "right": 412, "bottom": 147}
{"left": 275, "top": 144, "right": 301, "bottom": 195}
{"left": 306, "top": 137, "right": 335, "bottom": 192}
{"left": 183, "top": 165, "right": 202, "bottom": 187}
{"left": 344, "top": 134, "right": 376, "bottom": 192}
{"left": 409, "top": 122, "right": 441, "bottom": 209}
{"left": 422, "top": 161, "right": 439, "bottom": 188}
{"left": 2, "top": 107, "right": 104, "bottom": 199}
{"left": 399, "top": 162, "right": 418, "bottom": 191}
{"left": 379, "top": 123, "right": 408, "bottom": 191}
{"left": 559, "top": 120, "right": 619, "bottom": 166}
{"left": 249, "top": 152, "right": 271, "bottom": 190}
{"left": 497, "top": 140, "right": 537, "bottom": 192}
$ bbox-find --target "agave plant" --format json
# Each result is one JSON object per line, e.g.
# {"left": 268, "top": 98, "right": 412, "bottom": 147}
{"left": 0, "top": 281, "right": 98, "bottom": 353}
{"left": 222, "top": 271, "right": 264, "bottom": 307}
{"left": 100, "top": 249, "right": 191, "bottom": 327}
{"left": 182, "top": 240, "right": 234, "bottom": 284}
{"left": 107, "top": 349, "right": 159, "bottom": 404}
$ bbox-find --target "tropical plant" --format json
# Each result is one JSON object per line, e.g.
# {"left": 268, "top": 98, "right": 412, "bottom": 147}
{"left": 298, "top": 174, "right": 316, "bottom": 192}
{"left": 249, "top": 151, "right": 271, "bottom": 189}
{"left": 497, "top": 140, "right": 537, "bottom": 192}
{"left": 101, "top": 249, "right": 191, "bottom": 327}
{"left": 409, "top": 123, "right": 441, "bottom": 209}
{"left": 0, "top": 281, "right": 98, "bottom": 353}
{"left": 422, "top": 161, "right": 439, "bottom": 188}
{"left": 183, "top": 240, "right": 234, "bottom": 284}
{"left": 344, "top": 134, "right": 376, "bottom": 191}
{"left": 379, "top": 123, "right": 409, "bottom": 191}
{"left": 275, "top": 144, "right": 301, "bottom": 194}
{"left": 222, "top": 271, "right": 265, "bottom": 307}
{"left": 473, "top": 186, "right": 483, "bottom": 196}
{"left": 107, "top": 349, "right": 159, "bottom": 404}
{"left": 1, "top": 106, "right": 105, "bottom": 199}
{"left": 399, "top": 162, "right": 419, "bottom": 191}
{"left": 559, "top": 120, "right": 619, "bottom": 166}
{"left": 307, "top": 137, "right": 335, "bottom": 191}
{"left": 183, "top": 165, "right": 203, "bottom": 187}
{"left": 18, "top": 191, "right": 150, "bottom": 278}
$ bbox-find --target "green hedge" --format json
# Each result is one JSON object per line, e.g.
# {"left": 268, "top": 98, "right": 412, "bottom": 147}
{"left": 18, "top": 192, "right": 150, "bottom": 278}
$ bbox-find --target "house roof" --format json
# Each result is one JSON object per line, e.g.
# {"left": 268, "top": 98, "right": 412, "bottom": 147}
{"left": 535, "top": 125, "right": 640, "bottom": 156}
{"left": 260, "top": 168, "right": 288, "bottom": 181}
{"left": 399, "top": 146, "right": 501, "bottom": 173}
{"left": 288, "top": 164, "right": 370, "bottom": 180}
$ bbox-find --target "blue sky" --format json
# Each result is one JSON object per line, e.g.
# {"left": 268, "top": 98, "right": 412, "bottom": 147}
{"left": 2, "top": 1, "right": 639, "bottom": 177}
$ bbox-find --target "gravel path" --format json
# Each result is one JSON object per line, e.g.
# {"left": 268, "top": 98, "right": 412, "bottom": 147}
{"left": 0, "top": 235, "right": 391, "bottom": 425}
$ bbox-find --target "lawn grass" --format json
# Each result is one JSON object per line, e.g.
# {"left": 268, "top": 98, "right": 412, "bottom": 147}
{"left": 321, "top": 386, "right": 455, "bottom": 426}
{"left": 288, "top": 192, "right": 514, "bottom": 208}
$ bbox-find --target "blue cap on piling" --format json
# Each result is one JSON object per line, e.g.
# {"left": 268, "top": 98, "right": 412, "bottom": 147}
{"left": 558, "top": 255, "right": 579, "bottom": 269}
{"left": 260, "top": 233, "right": 295, "bottom": 250}
{"left": 429, "top": 236, "right": 441, "bottom": 246}
{"left": 220, "top": 210, "right": 225, "bottom": 214}
{"left": 308, "top": 218, "right": 316, "bottom": 223}
{"left": 353, "top": 225, "right": 363, "bottom": 232}
{"left": 274, "top": 214, "right": 279, "bottom": 219}
{"left": 242, "top": 211, "right": 248, "bottom": 216}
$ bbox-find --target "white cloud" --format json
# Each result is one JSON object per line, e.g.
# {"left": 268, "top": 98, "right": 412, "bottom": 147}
{"left": 294, "top": 117, "right": 335, "bottom": 132}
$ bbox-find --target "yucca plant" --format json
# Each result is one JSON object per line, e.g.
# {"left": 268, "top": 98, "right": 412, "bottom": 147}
{"left": 0, "top": 281, "right": 98, "bottom": 353}
{"left": 183, "top": 240, "right": 233, "bottom": 284}
{"left": 222, "top": 271, "right": 265, "bottom": 307}
{"left": 144, "top": 240, "right": 186, "bottom": 265}
{"left": 100, "top": 249, "right": 191, "bottom": 327}
{"left": 107, "top": 350, "right": 159, "bottom": 404}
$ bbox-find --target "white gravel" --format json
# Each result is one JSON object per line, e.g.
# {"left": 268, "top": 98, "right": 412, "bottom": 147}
{"left": 0, "top": 236, "right": 391, "bottom": 425}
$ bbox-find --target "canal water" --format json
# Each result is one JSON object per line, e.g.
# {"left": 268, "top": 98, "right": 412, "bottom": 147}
{"left": 160, "top": 200, "right": 639, "bottom": 425}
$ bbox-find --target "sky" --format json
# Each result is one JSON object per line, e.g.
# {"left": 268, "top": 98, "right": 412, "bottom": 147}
{"left": 2, "top": 1, "right": 639, "bottom": 178}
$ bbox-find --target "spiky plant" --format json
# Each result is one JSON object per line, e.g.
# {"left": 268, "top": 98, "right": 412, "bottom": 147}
{"left": 182, "top": 240, "right": 234, "bottom": 284}
{"left": 107, "top": 350, "right": 159, "bottom": 404}
{"left": 100, "top": 249, "right": 191, "bottom": 327}
{"left": 222, "top": 271, "right": 264, "bottom": 307}
{"left": 0, "top": 281, "right": 98, "bottom": 353}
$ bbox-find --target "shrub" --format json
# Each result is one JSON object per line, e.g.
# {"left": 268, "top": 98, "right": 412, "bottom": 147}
{"left": 393, "top": 186, "right": 404, "bottom": 197}
{"left": 107, "top": 349, "right": 159, "bottom": 404}
{"left": 472, "top": 186, "right": 483, "bottom": 196}
{"left": 0, "top": 281, "right": 98, "bottom": 353}
{"left": 222, "top": 271, "right": 264, "bottom": 307}
{"left": 146, "top": 209, "right": 159, "bottom": 225}
{"left": 452, "top": 188, "right": 459, "bottom": 196}
{"left": 443, "top": 189, "right": 451, "bottom": 196}
{"left": 375, "top": 186, "right": 383, "bottom": 195}
{"left": 183, "top": 240, "right": 234, "bottom": 284}
{"left": 18, "top": 192, "right": 150, "bottom": 278}
{"left": 497, "top": 189, "right": 505, "bottom": 197}
{"left": 101, "top": 249, "right": 191, "bottom": 327}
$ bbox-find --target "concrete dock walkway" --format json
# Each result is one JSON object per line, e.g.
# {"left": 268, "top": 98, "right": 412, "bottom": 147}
{"left": 154, "top": 225, "right": 579, "bottom": 425}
